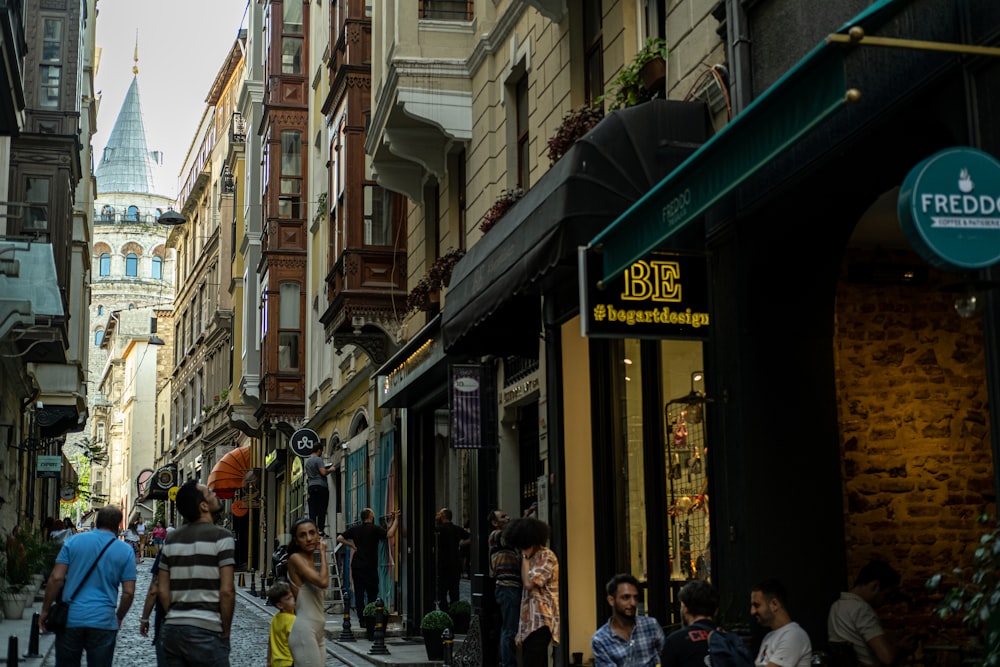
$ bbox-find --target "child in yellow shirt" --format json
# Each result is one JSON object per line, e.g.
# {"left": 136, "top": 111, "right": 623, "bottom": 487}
{"left": 267, "top": 582, "right": 296, "bottom": 667}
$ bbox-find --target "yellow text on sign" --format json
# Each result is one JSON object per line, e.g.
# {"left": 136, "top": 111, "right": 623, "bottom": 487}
{"left": 620, "top": 260, "right": 681, "bottom": 302}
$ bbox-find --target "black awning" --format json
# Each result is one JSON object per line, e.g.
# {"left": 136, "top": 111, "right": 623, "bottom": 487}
{"left": 442, "top": 99, "right": 712, "bottom": 355}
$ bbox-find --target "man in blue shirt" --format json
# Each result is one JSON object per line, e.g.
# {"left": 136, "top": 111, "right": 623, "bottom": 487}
{"left": 40, "top": 505, "right": 137, "bottom": 666}
{"left": 592, "top": 573, "right": 666, "bottom": 667}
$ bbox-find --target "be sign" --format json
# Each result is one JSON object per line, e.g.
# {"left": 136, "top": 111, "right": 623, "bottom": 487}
{"left": 289, "top": 428, "right": 321, "bottom": 458}
{"left": 898, "top": 147, "right": 1000, "bottom": 270}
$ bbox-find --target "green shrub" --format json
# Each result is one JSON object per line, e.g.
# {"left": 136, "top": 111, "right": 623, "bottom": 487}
{"left": 363, "top": 602, "right": 378, "bottom": 617}
{"left": 447, "top": 599, "right": 471, "bottom": 619}
{"left": 419, "top": 609, "right": 454, "bottom": 631}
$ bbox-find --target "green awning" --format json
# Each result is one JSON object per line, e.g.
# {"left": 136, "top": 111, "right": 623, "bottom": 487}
{"left": 588, "top": 0, "right": 912, "bottom": 287}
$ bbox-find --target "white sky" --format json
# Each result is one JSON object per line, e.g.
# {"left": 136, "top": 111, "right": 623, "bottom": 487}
{"left": 93, "top": 0, "right": 249, "bottom": 199}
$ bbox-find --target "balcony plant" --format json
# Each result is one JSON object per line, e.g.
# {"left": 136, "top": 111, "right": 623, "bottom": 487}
{"left": 605, "top": 37, "right": 668, "bottom": 110}
{"left": 447, "top": 599, "right": 472, "bottom": 634}
{"left": 405, "top": 249, "right": 466, "bottom": 314}
{"left": 420, "top": 609, "right": 454, "bottom": 661}
{"left": 479, "top": 188, "right": 525, "bottom": 235}
{"left": 547, "top": 104, "right": 604, "bottom": 165}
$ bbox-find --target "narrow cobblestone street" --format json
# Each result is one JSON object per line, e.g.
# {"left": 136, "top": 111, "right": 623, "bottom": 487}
{"left": 40, "top": 563, "right": 351, "bottom": 666}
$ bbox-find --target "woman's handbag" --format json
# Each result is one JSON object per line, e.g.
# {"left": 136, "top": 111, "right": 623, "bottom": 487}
{"left": 46, "top": 537, "right": 116, "bottom": 633}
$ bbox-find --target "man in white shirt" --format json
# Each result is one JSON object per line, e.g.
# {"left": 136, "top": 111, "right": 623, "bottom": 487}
{"left": 828, "top": 560, "right": 908, "bottom": 666}
{"left": 750, "top": 579, "right": 812, "bottom": 667}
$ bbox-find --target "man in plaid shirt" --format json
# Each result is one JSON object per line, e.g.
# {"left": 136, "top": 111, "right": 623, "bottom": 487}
{"left": 592, "top": 573, "right": 666, "bottom": 667}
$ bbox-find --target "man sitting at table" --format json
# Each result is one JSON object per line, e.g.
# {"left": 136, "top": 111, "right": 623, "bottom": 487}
{"left": 828, "top": 560, "right": 910, "bottom": 666}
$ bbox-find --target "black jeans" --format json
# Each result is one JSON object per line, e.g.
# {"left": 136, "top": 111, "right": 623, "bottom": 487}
{"left": 351, "top": 564, "right": 379, "bottom": 618}
{"left": 307, "top": 485, "right": 329, "bottom": 534}
{"left": 521, "top": 626, "right": 552, "bottom": 667}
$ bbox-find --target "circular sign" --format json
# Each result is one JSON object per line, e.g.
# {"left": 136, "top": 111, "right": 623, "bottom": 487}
{"left": 167, "top": 486, "right": 180, "bottom": 501}
{"left": 231, "top": 500, "right": 249, "bottom": 517}
{"left": 59, "top": 484, "right": 77, "bottom": 503}
{"left": 898, "top": 147, "right": 1000, "bottom": 270}
{"left": 289, "top": 428, "right": 321, "bottom": 458}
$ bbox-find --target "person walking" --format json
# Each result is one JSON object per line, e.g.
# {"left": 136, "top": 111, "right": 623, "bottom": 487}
{"left": 304, "top": 443, "right": 334, "bottom": 537}
{"left": 136, "top": 516, "right": 147, "bottom": 559}
{"left": 434, "top": 507, "right": 470, "bottom": 610}
{"left": 488, "top": 508, "right": 521, "bottom": 667}
{"left": 123, "top": 516, "right": 142, "bottom": 565}
{"left": 285, "top": 517, "right": 328, "bottom": 667}
{"left": 158, "top": 481, "right": 236, "bottom": 667}
{"left": 336, "top": 507, "right": 398, "bottom": 622}
{"left": 504, "top": 516, "right": 560, "bottom": 667}
{"left": 150, "top": 520, "right": 167, "bottom": 557}
{"left": 39, "top": 505, "right": 137, "bottom": 666}
{"left": 591, "top": 573, "right": 665, "bottom": 667}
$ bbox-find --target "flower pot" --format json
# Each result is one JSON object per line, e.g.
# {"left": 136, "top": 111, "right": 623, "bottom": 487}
{"left": 2, "top": 593, "right": 27, "bottom": 620}
{"left": 638, "top": 56, "right": 666, "bottom": 93}
{"left": 422, "top": 628, "right": 445, "bottom": 661}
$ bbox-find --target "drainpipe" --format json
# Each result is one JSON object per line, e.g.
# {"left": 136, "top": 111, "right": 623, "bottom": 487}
{"left": 725, "top": 0, "right": 752, "bottom": 114}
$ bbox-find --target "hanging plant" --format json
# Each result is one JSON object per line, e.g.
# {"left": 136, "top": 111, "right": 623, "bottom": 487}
{"left": 405, "top": 249, "right": 466, "bottom": 313}
{"left": 479, "top": 188, "right": 525, "bottom": 234}
{"left": 603, "top": 38, "right": 668, "bottom": 110}
{"left": 547, "top": 104, "right": 604, "bottom": 165}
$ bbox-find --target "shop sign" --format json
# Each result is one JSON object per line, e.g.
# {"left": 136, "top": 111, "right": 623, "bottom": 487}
{"left": 37, "top": 455, "right": 61, "bottom": 478}
{"left": 289, "top": 428, "right": 320, "bottom": 458}
{"left": 450, "top": 364, "right": 497, "bottom": 449}
{"left": 579, "top": 248, "right": 710, "bottom": 339}
{"left": 898, "top": 147, "right": 1000, "bottom": 270}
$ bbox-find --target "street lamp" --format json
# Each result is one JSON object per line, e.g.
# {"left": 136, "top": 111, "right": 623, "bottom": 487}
{"left": 157, "top": 209, "right": 187, "bottom": 226}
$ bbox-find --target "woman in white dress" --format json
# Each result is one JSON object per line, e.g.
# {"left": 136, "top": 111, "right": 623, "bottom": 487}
{"left": 286, "top": 517, "right": 329, "bottom": 667}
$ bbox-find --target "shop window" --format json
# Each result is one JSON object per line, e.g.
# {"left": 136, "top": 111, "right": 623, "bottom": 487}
{"left": 99, "top": 253, "right": 110, "bottom": 276}
{"left": 125, "top": 253, "right": 138, "bottom": 276}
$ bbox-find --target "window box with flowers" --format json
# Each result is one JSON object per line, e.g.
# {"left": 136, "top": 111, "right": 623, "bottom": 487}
{"left": 479, "top": 188, "right": 525, "bottom": 235}
{"left": 547, "top": 104, "right": 604, "bottom": 165}
{"left": 405, "top": 249, "right": 466, "bottom": 314}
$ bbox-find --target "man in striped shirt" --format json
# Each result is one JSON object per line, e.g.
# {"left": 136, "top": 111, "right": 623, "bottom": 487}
{"left": 158, "top": 481, "right": 236, "bottom": 666}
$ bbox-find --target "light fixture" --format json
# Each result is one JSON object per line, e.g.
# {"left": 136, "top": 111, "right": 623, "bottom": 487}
{"left": 222, "top": 167, "right": 236, "bottom": 194}
{"left": 231, "top": 112, "right": 247, "bottom": 143}
{"left": 148, "top": 335, "right": 165, "bottom": 346}
{"left": 157, "top": 209, "right": 187, "bottom": 226}
{"left": 941, "top": 277, "right": 996, "bottom": 319}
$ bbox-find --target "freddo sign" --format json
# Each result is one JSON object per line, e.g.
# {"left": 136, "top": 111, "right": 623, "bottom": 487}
{"left": 898, "top": 147, "right": 1000, "bottom": 270}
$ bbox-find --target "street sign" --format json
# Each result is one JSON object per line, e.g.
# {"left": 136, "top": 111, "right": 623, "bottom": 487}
{"left": 289, "top": 428, "right": 321, "bottom": 458}
{"left": 37, "top": 455, "right": 61, "bottom": 479}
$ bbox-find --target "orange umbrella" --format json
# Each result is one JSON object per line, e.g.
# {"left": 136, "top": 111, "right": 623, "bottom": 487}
{"left": 207, "top": 446, "right": 251, "bottom": 500}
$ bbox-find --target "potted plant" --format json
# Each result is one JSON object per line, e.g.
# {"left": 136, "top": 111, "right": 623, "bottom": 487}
{"left": 1, "top": 532, "right": 31, "bottom": 619}
{"left": 479, "top": 188, "right": 525, "bottom": 234}
{"left": 927, "top": 514, "right": 1000, "bottom": 665}
{"left": 547, "top": 104, "right": 604, "bottom": 165}
{"left": 447, "top": 599, "right": 472, "bottom": 634}
{"left": 604, "top": 37, "right": 668, "bottom": 110}
{"left": 362, "top": 601, "right": 378, "bottom": 639}
{"left": 404, "top": 249, "right": 466, "bottom": 314}
{"left": 419, "top": 609, "right": 454, "bottom": 661}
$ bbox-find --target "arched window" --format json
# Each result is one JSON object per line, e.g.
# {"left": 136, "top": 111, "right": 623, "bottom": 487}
{"left": 95, "top": 329, "right": 104, "bottom": 346}
{"left": 99, "top": 253, "right": 110, "bottom": 276}
{"left": 128, "top": 303, "right": 135, "bottom": 310}
{"left": 97, "top": 305, "right": 104, "bottom": 316}
{"left": 125, "top": 253, "right": 138, "bottom": 276}
{"left": 126, "top": 205, "right": 139, "bottom": 222}
{"left": 151, "top": 256, "right": 163, "bottom": 280}
{"left": 155, "top": 208, "right": 163, "bottom": 220}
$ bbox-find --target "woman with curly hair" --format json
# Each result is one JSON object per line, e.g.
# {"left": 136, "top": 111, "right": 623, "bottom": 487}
{"left": 502, "top": 517, "right": 560, "bottom": 667}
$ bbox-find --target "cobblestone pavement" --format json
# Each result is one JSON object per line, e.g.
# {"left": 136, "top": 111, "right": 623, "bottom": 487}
{"left": 41, "top": 562, "right": 351, "bottom": 666}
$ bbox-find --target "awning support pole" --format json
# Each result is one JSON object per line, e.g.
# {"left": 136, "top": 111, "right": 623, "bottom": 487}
{"left": 827, "top": 26, "right": 1000, "bottom": 57}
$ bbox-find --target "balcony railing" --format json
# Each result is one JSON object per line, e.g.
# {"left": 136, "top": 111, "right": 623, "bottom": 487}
{"left": 418, "top": 0, "right": 473, "bottom": 20}
{"left": 94, "top": 213, "right": 164, "bottom": 225}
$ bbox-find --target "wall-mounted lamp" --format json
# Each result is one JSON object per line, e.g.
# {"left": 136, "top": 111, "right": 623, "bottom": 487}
{"left": 157, "top": 209, "right": 187, "bottom": 226}
{"left": 941, "top": 277, "right": 996, "bottom": 319}
{"left": 222, "top": 167, "right": 236, "bottom": 194}
{"left": 231, "top": 112, "right": 247, "bottom": 143}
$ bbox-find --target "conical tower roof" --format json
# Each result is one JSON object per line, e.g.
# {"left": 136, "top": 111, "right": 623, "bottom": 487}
{"left": 95, "top": 75, "right": 163, "bottom": 196}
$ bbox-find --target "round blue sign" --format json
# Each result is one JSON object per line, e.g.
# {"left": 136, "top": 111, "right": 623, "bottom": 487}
{"left": 898, "top": 147, "right": 1000, "bottom": 270}
{"left": 289, "top": 428, "right": 321, "bottom": 458}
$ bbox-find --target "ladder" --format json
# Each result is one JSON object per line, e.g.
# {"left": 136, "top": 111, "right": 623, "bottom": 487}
{"left": 324, "top": 542, "right": 345, "bottom": 614}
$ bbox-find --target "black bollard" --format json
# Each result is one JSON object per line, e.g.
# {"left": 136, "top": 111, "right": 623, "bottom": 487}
{"left": 338, "top": 586, "right": 356, "bottom": 642}
{"left": 367, "top": 597, "right": 390, "bottom": 655}
{"left": 249, "top": 568, "right": 257, "bottom": 596}
{"left": 442, "top": 627, "right": 454, "bottom": 666}
{"left": 24, "top": 613, "right": 40, "bottom": 658}
{"left": 7, "top": 635, "right": 17, "bottom": 667}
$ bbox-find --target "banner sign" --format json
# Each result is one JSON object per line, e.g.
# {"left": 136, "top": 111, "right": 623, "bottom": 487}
{"left": 37, "top": 455, "right": 62, "bottom": 479}
{"left": 579, "top": 248, "right": 710, "bottom": 339}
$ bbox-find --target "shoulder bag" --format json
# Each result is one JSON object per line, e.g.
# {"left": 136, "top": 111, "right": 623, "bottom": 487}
{"left": 46, "top": 536, "right": 116, "bottom": 634}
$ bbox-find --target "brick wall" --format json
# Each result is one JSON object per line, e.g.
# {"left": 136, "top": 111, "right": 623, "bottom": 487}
{"left": 834, "top": 248, "right": 994, "bottom": 635}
